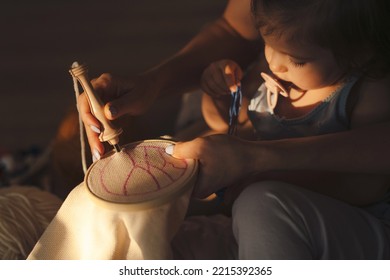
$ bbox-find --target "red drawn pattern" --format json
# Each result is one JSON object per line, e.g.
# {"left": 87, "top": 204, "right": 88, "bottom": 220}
{"left": 94, "top": 144, "right": 188, "bottom": 197}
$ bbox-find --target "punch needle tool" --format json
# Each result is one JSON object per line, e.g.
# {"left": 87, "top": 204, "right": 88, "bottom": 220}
{"left": 69, "top": 62, "right": 123, "bottom": 153}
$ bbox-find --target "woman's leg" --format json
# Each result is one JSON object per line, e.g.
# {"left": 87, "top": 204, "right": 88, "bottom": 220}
{"left": 232, "top": 181, "right": 390, "bottom": 259}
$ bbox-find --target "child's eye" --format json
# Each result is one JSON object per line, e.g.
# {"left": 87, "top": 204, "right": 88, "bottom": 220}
{"left": 289, "top": 58, "right": 306, "bottom": 68}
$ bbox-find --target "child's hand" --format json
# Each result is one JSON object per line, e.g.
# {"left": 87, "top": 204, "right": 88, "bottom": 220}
{"left": 201, "top": 59, "right": 243, "bottom": 98}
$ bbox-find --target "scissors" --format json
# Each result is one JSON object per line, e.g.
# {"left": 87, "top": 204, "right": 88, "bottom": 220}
{"left": 228, "top": 85, "right": 242, "bottom": 135}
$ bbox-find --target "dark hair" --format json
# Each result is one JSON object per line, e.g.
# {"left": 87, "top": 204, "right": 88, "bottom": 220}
{"left": 251, "top": 0, "right": 390, "bottom": 78}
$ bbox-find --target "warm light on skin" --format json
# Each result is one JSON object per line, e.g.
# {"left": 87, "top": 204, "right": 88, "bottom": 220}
{"left": 224, "top": 64, "right": 240, "bottom": 92}
{"left": 262, "top": 32, "right": 347, "bottom": 92}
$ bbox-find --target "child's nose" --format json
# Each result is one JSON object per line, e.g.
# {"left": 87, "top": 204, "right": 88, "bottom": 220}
{"left": 268, "top": 51, "right": 288, "bottom": 73}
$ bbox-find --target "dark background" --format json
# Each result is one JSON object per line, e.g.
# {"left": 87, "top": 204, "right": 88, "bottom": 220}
{"left": 0, "top": 0, "right": 225, "bottom": 152}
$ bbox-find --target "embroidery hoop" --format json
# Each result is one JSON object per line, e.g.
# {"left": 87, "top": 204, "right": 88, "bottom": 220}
{"left": 84, "top": 139, "right": 198, "bottom": 211}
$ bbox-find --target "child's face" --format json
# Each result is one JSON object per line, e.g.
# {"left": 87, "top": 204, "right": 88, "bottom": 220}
{"left": 262, "top": 31, "right": 346, "bottom": 91}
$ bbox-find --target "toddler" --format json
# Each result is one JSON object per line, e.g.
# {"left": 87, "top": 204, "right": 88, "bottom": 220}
{"left": 199, "top": 0, "right": 390, "bottom": 259}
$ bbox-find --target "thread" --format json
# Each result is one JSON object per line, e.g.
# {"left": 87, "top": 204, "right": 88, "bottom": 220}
{"left": 0, "top": 186, "right": 62, "bottom": 259}
{"left": 71, "top": 63, "right": 88, "bottom": 174}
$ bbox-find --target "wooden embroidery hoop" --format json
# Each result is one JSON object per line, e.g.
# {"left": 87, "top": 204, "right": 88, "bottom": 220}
{"left": 84, "top": 139, "right": 198, "bottom": 211}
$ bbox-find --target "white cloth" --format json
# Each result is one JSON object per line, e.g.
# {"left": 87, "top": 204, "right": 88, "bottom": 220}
{"left": 28, "top": 182, "right": 193, "bottom": 260}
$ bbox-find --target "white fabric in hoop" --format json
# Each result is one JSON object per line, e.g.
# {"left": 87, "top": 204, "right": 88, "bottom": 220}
{"left": 28, "top": 140, "right": 198, "bottom": 260}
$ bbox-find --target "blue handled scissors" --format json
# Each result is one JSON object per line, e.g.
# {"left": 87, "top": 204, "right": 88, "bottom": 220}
{"left": 228, "top": 85, "right": 242, "bottom": 135}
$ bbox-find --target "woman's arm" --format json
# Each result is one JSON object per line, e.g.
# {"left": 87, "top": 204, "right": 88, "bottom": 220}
{"left": 170, "top": 122, "right": 390, "bottom": 202}
{"left": 80, "top": 0, "right": 262, "bottom": 156}
{"left": 150, "top": 2, "right": 262, "bottom": 98}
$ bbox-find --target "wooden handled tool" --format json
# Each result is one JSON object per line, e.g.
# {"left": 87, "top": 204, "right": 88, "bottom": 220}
{"left": 69, "top": 62, "right": 122, "bottom": 152}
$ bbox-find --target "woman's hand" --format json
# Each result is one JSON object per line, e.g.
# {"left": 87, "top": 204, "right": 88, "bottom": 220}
{"left": 78, "top": 72, "right": 159, "bottom": 159}
{"left": 201, "top": 59, "right": 243, "bottom": 98}
{"left": 169, "top": 134, "right": 251, "bottom": 200}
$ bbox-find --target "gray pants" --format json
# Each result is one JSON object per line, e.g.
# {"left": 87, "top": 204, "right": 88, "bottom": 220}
{"left": 232, "top": 181, "right": 390, "bottom": 259}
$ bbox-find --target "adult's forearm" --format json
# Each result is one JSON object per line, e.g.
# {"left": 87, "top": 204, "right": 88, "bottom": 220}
{"left": 249, "top": 122, "right": 390, "bottom": 175}
{"left": 146, "top": 18, "right": 261, "bottom": 98}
